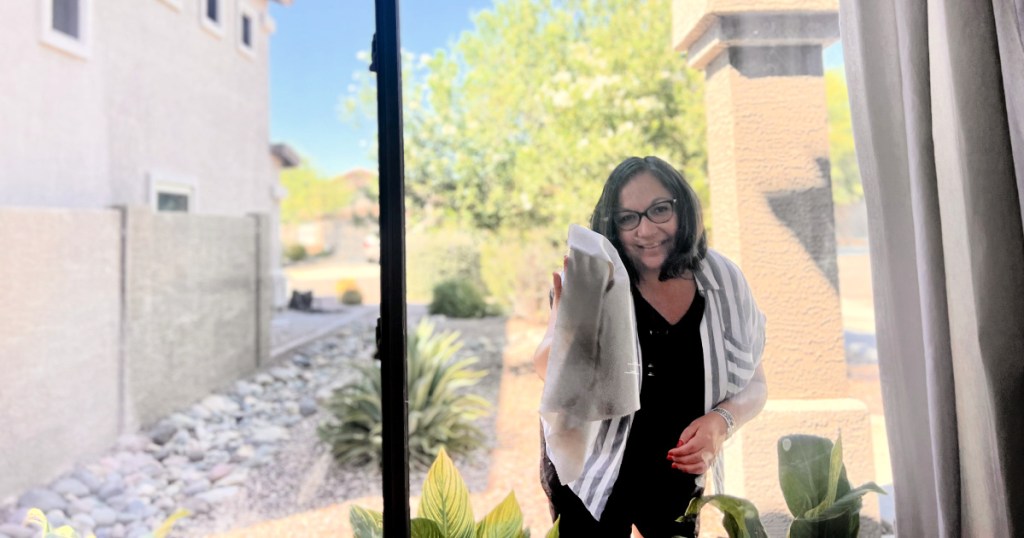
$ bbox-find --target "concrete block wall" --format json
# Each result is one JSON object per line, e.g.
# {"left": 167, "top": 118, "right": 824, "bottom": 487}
{"left": 0, "top": 206, "right": 270, "bottom": 500}
{"left": 0, "top": 209, "right": 122, "bottom": 501}
{"left": 121, "top": 207, "right": 267, "bottom": 430}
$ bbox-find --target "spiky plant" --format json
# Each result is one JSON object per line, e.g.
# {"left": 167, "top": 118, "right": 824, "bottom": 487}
{"left": 319, "top": 319, "right": 491, "bottom": 468}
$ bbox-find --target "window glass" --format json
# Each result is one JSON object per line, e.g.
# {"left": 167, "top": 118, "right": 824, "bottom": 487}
{"left": 242, "top": 14, "right": 252, "bottom": 47}
{"left": 206, "top": 0, "right": 219, "bottom": 23}
{"left": 52, "top": 0, "right": 80, "bottom": 39}
{"left": 157, "top": 192, "right": 189, "bottom": 212}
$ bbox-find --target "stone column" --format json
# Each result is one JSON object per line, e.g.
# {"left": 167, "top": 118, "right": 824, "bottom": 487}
{"left": 672, "top": 1, "right": 879, "bottom": 534}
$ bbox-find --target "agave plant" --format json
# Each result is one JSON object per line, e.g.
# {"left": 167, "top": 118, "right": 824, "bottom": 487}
{"left": 22, "top": 508, "right": 189, "bottom": 538}
{"left": 319, "top": 319, "right": 491, "bottom": 468}
{"left": 351, "top": 447, "right": 559, "bottom": 538}
{"left": 684, "top": 433, "right": 885, "bottom": 538}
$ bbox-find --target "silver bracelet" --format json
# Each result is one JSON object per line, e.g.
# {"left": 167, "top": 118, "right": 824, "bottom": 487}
{"left": 710, "top": 406, "right": 736, "bottom": 437}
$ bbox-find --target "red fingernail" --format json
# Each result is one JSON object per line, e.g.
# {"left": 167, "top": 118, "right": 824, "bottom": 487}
{"left": 676, "top": 440, "right": 683, "bottom": 447}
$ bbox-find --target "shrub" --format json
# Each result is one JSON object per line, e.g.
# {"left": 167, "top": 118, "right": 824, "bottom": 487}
{"left": 406, "top": 228, "right": 484, "bottom": 303}
{"left": 351, "top": 448, "right": 559, "bottom": 538}
{"left": 685, "top": 433, "right": 885, "bottom": 538}
{"left": 284, "top": 243, "right": 308, "bottom": 262}
{"left": 319, "top": 320, "right": 490, "bottom": 468}
{"left": 336, "top": 278, "right": 363, "bottom": 305}
{"left": 429, "top": 279, "right": 488, "bottom": 318}
{"left": 341, "top": 289, "right": 363, "bottom": 305}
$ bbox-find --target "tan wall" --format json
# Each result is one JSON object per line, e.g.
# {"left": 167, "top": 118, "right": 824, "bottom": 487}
{"left": 122, "top": 207, "right": 269, "bottom": 429}
{"left": 0, "top": 209, "right": 122, "bottom": 501}
{"left": 0, "top": 206, "right": 270, "bottom": 499}
{"left": 704, "top": 51, "right": 847, "bottom": 398}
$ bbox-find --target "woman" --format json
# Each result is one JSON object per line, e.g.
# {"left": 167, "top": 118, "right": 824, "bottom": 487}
{"left": 534, "top": 156, "right": 768, "bottom": 537}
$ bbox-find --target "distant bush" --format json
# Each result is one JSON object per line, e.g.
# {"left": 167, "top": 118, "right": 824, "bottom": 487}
{"left": 429, "top": 279, "right": 488, "bottom": 318}
{"left": 406, "top": 228, "right": 483, "bottom": 303}
{"left": 284, "top": 243, "right": 308, "bottom": 262}
{"left": 336, "top": 279, "right": 363, "bottom": 305}
{"left": 318, "top": 320, "right": 489, "bottom": 468}
{"left": 341, "top": 289, "right": 363, "bottom": 305}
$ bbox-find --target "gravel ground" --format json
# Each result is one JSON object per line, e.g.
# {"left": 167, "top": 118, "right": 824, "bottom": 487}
{"left": 176, "top": 313, "right": 510, "bottom": 537}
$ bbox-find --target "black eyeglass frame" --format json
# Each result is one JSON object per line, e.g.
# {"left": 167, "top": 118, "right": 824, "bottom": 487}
{"left": 607, "top": 198, "right": 678, "bottom": 231}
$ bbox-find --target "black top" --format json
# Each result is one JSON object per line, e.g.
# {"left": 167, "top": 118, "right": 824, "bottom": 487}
{"left": 607, "top": 287, "right": 706, "bottom": 527}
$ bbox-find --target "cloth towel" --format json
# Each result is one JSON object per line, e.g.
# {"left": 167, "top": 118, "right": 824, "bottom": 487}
{"left": 540, "top": 224, "right": 641, "bottom": 486}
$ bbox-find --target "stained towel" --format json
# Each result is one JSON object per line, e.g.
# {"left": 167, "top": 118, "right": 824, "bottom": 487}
{"left": 540, "top": 224, "right": 641, "bottom": 498}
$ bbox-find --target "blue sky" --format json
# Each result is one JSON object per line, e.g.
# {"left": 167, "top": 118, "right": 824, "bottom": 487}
{"left": 268, "top": 0, "right": 493, "bottom": 176}
{"left": 269, "top": 1, "right": 845, "bottom": 178}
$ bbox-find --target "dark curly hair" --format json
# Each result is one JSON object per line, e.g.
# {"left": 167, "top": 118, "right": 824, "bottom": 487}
{"left": 589, "top": 156, "right": 707, "bottom": 283}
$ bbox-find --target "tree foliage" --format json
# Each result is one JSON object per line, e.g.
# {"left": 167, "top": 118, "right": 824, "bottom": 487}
{"left": 279, "top": 161, "right": 355, "bottom": 224}
{"left": 346, "top": 0, "right": 707, "bottom": 235}
{"left": 825, "top": 67, "right": 863, "bottom": 206}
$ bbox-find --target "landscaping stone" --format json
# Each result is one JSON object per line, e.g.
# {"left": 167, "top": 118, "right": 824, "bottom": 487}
{"left": 52, "top": 478, "right": 90, "bottom": 498}
{"left": 16, "top": 489, "right": 66, "bottom": 513}
{"left": 0, "top": 314, "right": 502, "bottom": 538}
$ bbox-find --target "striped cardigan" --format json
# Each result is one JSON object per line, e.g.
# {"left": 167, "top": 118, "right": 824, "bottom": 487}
{"left": 568, "top": 248, "right": 767, "bottom": 519}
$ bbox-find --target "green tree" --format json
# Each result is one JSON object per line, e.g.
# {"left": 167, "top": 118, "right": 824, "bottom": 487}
{"left": 825, "top": 67, "right": 863, "bottom": 206}
{"left": 347, "top": 0, "right": 707, "bottom": 233}
{"left": 279, "top": 161, "right": 355, "bottom": 224}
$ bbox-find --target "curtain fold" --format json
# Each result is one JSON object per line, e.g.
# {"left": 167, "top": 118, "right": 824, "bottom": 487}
{"left": 838, "top": 1, "right": 1024, "bottom": 535}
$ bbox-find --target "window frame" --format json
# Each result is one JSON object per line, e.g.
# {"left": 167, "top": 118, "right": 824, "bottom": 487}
{"left": 40, "top": 0, "right": 92, "bottom": 60}
{"left": 198, "top": 0, "right": 225, "bottom": 38}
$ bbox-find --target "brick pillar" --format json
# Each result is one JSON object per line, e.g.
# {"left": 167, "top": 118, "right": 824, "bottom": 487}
{"left": 672, "top": 2, "right": 879, "bottom": 534}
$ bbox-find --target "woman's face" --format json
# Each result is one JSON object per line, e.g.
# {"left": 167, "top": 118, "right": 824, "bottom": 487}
{"left": 617, "top": 172, "right": 679, "bottom": 279}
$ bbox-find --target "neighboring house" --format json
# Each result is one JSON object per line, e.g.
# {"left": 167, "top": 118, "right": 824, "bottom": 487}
{"left": 0, "top": 0, "right": 293, "bottom": 297}
{"left": 0, "top": 0, "right": 294, "bottom": 500}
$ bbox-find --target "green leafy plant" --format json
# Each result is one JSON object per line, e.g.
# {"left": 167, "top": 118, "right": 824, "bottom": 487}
{"left": 684, "top": 433, "right": 885, "bottom": 538}
{"left": 319, "top": 320, "right": 491, "bottom": 468}
{"left": 351, "top": 448, "right": 559, "bottom": 538}
{"left": 284, "top": 243, "right": 308, "bottom": 263}
{"left": 22, "top": 507, "right": 189, "bottom": 538}
{"left": 429, "top": 279, "right": 489, "bottom": 318}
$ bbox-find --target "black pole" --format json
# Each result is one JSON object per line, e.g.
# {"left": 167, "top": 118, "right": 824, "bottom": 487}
{"left": 371, "top": 0, "right": 410, "bottom": 535}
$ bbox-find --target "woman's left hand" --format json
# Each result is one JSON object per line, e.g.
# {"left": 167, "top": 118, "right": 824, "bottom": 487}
{"left": 666, "top": 412, "right": 729, "bottom": 475}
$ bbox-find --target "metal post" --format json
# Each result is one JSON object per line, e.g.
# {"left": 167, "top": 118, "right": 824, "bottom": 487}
{"left": 371, "top": 0, "right": 410, "bottom": 535}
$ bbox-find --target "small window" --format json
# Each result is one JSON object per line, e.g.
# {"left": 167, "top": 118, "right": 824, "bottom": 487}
{"left": 149, "top": 172, "right": 196, "bottom": 213}
{"left": 237, "top": 2, "right": 256, "bottom": 57}
{"left": 199, "top": 0, "right": 224, "bottom": 37}
{"left": 40, "top": 0, "right": 91, "bottom": 58}
{"left": 205, "top": 0, "right": 219, "bottom": 23}
{"left": 157, "top": 192, "right": 189, "bottom": 212}
{"left": 241, "top": 13, "right": 252, "bottom": 48}
{"left": 52, "top": 0, "right": 80, "bottom": 38}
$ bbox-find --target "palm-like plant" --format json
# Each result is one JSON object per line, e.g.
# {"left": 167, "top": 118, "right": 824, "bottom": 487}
{"left": 319, "top": 319, "right": 491, "bottom": 468}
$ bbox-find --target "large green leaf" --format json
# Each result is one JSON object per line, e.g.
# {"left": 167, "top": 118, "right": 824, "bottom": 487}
{"left": 788, "top": 509, "right": 859, "bottom": 538}
{"left": 777, "top": 435, "right": 851, "bottom": 518}
{"left": 350, "top": 506, "right": 384, "bottom": 538}
{"left": 545, "top": 517, "right": 560, "bottom": 538}
{"left": 685, "top": 494, "right": 768, "bottom": 538}
{"left": 475, "top": 491, "right": 524, "bottom": 538}
{"left": 817, "top": 482, "right": 886, "bottom": 520}
{"left": 419, "top": 447, "right": 475, "bottom": 538}
{"left": 804, "top": 433, "right": 845, "bottom": 518}
{"left": 411, "top": 518, "right": 445, "bottom": 538}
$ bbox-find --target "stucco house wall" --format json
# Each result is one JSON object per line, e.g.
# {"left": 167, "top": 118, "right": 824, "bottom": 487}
{"left": 0, "top": 0, "right": 279, "bottom": 219}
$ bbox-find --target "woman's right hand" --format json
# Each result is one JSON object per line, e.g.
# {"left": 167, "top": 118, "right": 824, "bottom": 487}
{"left": 534, "top": 256, "right": 567, "bottom": 380}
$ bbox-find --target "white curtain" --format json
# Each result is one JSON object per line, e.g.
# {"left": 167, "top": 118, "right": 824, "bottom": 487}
{"left": 837, "top": 1, "right": 1024, "bottom": 536}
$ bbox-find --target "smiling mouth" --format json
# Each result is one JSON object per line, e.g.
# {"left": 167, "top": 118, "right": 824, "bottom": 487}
{"left": 637, "top": 240, "right": 669, "bottom": 250}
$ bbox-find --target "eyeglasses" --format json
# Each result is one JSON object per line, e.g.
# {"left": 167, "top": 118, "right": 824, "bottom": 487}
{"left": 609, "top": 199, "right": 677, "bottom": 231}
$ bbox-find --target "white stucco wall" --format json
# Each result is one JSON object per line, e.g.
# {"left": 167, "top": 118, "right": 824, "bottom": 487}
{"left": 0, "top": 0, "right": 276, "bottom": 218}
